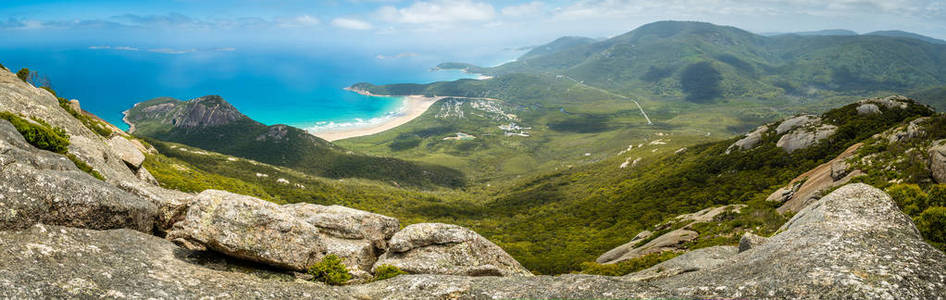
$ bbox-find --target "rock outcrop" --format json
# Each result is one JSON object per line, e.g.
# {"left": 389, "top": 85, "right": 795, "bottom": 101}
{"left": 107, "top": 136, "right": 145, "bottom": 170}
{"left": 726, "top": 125, "right": 768, "bottom": 153}
{"left": 771, "top": 143, "right": 864, "bottom": 213}
{"left": 930, "top": 139, "right": 946, "bottom": 184}
{"left": 653, "top": 184, "right": 946, "bottom": 298}
{"left": 0, "top": 224, "right": 345, "bottom": 299}
{"left": 623, "top": 246, "right": 737, "bottom": 281}
{"left": 166, "top": 190, "right": 327, "bottom": 271}
{"left": 0, "top": 120, "right": 156, "bottom": 233}
{"left": 343, "top": 274, "right": 670, "bottom": 299}
{"left": 776, "top": 123, "right": 837, "bottom": 153}
{"left": 775, "top": 115, "right": 820, "bottom": 135}
{"left": 597, "top": 205, "right": 744, "bottom": 264}
{"left": 374, "top": 223, "right": 532, "bottom": 276}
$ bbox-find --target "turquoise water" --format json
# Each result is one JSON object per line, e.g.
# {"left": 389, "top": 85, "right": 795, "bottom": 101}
{"left": 0, "top": 46, "right": 485, "bottom": 131}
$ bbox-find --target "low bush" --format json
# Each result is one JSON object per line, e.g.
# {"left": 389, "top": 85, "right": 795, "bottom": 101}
{"left": 307, "top": 254, "right": 352, "bottom": 285}
{"left": 916, "top": 206, "right": 946, "bottom": 250}
{"left": 0, "top": 111, "right": 70, "bottom": 154}
{"left": 372, "top": 264, "right": 407, "bottom": 281}
{"left": 578, "top": 251, "right": 680, "bottom": 276}
{"left": 16, "top": 68, "right": 29, "bottom": 82}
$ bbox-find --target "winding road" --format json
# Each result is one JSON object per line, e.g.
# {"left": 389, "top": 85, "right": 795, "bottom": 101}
{"left": 558, "top": 75, "right": 653, "bottom": 125}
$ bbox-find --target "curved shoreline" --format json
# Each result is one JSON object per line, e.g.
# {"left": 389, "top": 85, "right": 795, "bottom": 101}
{"left": 310, "top": 93, "right": 444, "bottom": 142}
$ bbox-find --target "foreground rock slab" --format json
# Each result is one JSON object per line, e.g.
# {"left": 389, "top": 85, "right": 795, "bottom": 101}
{"left": 0, "top": 224, "right": 345, "bottom": 299}
{"left": 374, "top": 223, "right": 532, "bottom": 276}
{"left": 654, "top": 184, "right": 946, "bottom": 298}
{"left": 343, "top": 274, "right": 671, "bottom": 299}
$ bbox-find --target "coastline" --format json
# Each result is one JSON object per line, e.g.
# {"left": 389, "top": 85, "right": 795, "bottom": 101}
{"left": 311, "top": 88, "right": 444, "bottom": 141}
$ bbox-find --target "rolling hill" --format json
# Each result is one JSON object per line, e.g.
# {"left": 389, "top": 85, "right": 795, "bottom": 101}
{"left": 124, "top": 95, "right": 465, "bottom": 188}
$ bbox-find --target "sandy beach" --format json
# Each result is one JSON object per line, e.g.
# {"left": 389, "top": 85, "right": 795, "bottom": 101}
{"left": 312, "top": 94, "right": 444, "bottom": 141}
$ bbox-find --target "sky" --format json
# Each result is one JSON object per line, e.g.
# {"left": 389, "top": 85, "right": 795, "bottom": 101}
{"left": 1, "top": 0, "right": 945, "bottom": 64}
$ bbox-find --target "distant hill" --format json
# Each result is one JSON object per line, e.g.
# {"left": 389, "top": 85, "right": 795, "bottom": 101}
{"left": 406, "top": 21, "right": 946, "bottom": 105}
{"left": 124, "top": 95, "right": 465, "bottom": 188}
{"left": 770, "top": 29, "right": 858, "bottom": 36}
{"left": 866, "top": 30, "right": 946, "bottom": 45}
{"left": 518, "top": 36, "right": 598, "bottom": 60}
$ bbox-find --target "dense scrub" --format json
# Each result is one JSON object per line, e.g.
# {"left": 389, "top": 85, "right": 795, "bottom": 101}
{"left": 0, "top": 111, "right": 104, "bottom": 180}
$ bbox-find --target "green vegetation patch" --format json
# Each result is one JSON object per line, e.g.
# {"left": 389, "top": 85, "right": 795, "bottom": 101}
{"left": 0, "top": 111, "right": 104, "bottom": 180}
{"left": 307, "top": 254, "right": 352, "bottom": 286}
{"left": 579, "top": 251, "right": 681, "bottom": 276}
{"left": 372, "top": 265, "right": 407, "bottom": 281}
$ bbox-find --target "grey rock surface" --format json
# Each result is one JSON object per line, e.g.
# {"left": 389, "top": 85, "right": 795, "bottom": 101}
{"left": 775, "top": 115, "right": 820, "bottom": 135}
{"left": 886, "top": 117, "right": 928, "bottom": 143}
{"left": 856, "top": 103, "right": 880, "bottom": 115}
{"left": 165, "top": 190, "right": 326, "bottom": 271}
{"left": 344, "top": 274, "right": 672, "bottom": 299}
{"left": 655, "top": 184, "right": 946, "bottom": 298}
{"left": 0, "top": 224, "right": 346, "bottom": 299}
{"left": 726, "top": 125, "right": 769, "bottom": 153}
{"left": 285, "top": 203, "right": 399, "bottom": 249}
{"left": 596, "top": 228, "right": 697, "bottom": 264}
{"left": 776, "top": 124, "right": 837, "bottom": 153}
{"left": 624, "top": 246, "right": 737, "bottom": 281}
{"left": 0, "top": 121, "right": 156, "bottom": 233}
{"left": 374, "top": 223, "right": 532, "bottom": 277}
{"left": 930, "top": 139, "right": 946, "bottom": 184}
{"left": 108, "top": 136, "right": 145, "bottom": 170}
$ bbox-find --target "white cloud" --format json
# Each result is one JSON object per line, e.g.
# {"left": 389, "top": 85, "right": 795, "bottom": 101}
{"left": 502, "top": 1, "right": 545, "bottom": 17}
{"left": 377, "top": 0, "right": 496, "bottom": 24}
{"left": 331, "top": 18, "right": 374, "bottom": 30}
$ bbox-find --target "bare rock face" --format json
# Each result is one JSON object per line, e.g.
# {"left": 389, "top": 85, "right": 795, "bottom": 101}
{"left": 598, "top": 205, "right": 744, "bottom": 264}
{"left": 775, "top": 115, "right": 820, "bottom": 135}
{"left": 285, "top": 203, "right": 399, "bottom": 249}
{"left": 726, "top": 125, "right": 768, "bottom": 153}
{"left": 858, "top": 95, "right": 910, "bottom": 110}
{"left": 165, "top": 190, "right": 326, "bottom": 271}
{"left": 344, "top": 274, "right": 670, "bottom": 299}
{"left": 285, "top": 203, "right": 401, "bottom": 278}
{"left": 885, "top": 117, "right": 928, "bottom": 143}
{"left": 107, "top": 136, "right": 145, "bottom": 170}
{"left": 776, "top": 124, "right": 837, "bottom": 153}
{"left": 655, "top": 184, "right": 946, "bottom": 298}
{"left": 0, "top": 224, "right": 345, "bottom": 299}
{"left": 623, "top": 246, "right": 737, "bottom": 281}
{"left": 776, "top": 143, "right": 864, "bottom": 213}
{"left": 931, "top": 139, "right": 946, "bottom": 184}
{"left": 0, "top": 120, "right": 156, "bottom": 233}
{"left": 856, "top": 103, "right": 881, "bottom": 115}
{"left": 374, "top": 223, "right": 532, "bottom": 277}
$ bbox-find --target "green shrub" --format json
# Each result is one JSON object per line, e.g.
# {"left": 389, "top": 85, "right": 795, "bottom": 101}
{"left": 916, "top": 207, "right": 946, "bottom": 250}
{"left": 40, "top": 86, "right": 57, "bottom": 97}
{"left": 307, "top": 254, "right": 352, "bottom": 285}
{"left": 16, "top": 68, "right": 30, "bottom": 82}
{"left": 0, "top": 111, "right": 70, "bottom": 154}
{"left": 67, "top": 153, "right": 106, "bottom": 181}
{"left": 578, "top": 251, "right": 681, "bottom": 276}
{"left": 887, "top": 184, "right": 927, "bottom": 216}
{"left": 926, "top": 185, "right": 946, "bottom": 208}
{"left": 55, "top": 96, "right": 112, "bottom": 137}
{"left": 0, "top": 62, "right": 6, "bottom": 71}
{"left": 372, "top": 264, "right": 407, "bottom": 281}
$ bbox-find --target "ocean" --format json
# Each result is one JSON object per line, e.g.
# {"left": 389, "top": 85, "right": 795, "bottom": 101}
{"left": 0, "top": 46, "right": 499, "bottom": 131}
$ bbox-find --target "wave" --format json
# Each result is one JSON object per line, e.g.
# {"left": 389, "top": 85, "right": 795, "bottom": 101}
{"left": 303, "top": 97, "right": 408, "bottom": 133}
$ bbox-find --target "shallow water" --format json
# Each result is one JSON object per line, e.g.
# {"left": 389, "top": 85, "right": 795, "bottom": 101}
{"left": 0, "top": 46, "right": 485, "bottom": 130}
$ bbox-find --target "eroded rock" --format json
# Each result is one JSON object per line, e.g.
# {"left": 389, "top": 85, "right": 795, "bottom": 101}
{"left": 776, "top": 124, "right": 837, "bottom": 153}
{"left": 726, "top": 125, "right": 768, "bottom": 153}
{"left": 107, "top": 136, "right": 146, "bottom": 170}
{"left": 775, "top": 115, "right": 820, "bottom": 135}
{"left": 374, "top": 223, "right": 532, "bottom": 276}
{"left": 624, "top": 246, "right": 737, "bottom": 281}
{"left": 738, "top": 232, "right": 767, "bottom": 252}
{"left": 656, "top": 184, "right": 946, "bottom": 298}
{"left": 0, "top": 121, "right": 156, "bottom": 233}
{"left": 930, "top": 139, "right": 946, "bottom": 184}
{"left": 165, "top": 190, "right": 326, "bottom": 271}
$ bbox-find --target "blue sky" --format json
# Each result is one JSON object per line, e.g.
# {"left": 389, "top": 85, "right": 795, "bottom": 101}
{"left": 2, "top": 0, "right": 945, "bottom": 63}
